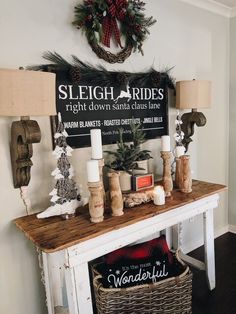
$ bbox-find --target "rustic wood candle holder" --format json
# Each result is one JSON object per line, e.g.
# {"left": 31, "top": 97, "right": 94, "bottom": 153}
{"left": 179, "top": 155, "right": 192, "bottom": 193}
{"left": 97, "top": 158, "right": 104, "bottom": 184}
{"left": 97, "top": 158, "right": 106, "bottom": 203}
{"left": 161, "top": 151, "right": 173, "bottom": 197}
{"left": 88, "top": 181, "right": 104, "bottom": 223}
{"left": 175, "top": 157, "right": 181, "bottom": 189}
{"left": 107, "top": 171, "right": 124, "bottom": 216}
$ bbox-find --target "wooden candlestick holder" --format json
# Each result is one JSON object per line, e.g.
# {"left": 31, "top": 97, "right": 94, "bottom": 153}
{"left": 161, "top": 151, "right": 173, "bottom": 197}
{"left": 88, "top": 181, "right": 104, "bottom": 223}
{"left": 107, "top": 171, "right": 124, "bottom": 216}
{"left": 97, "top": 158, "right": 104, "bottom": 183}
{"left": 175, "top": 157, "right": 181, "bottom": 189}
{"left": 179, "top": 155, "right": 192, "bottom": 193}
{"left": 96, "top": 158, "right": 106, "bottom": 203}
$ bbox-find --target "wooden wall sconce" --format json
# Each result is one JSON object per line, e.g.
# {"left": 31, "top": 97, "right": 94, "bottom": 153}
{"left": 0, "top": 69, "right": 56, "bottom": 188}
{"left": 10, "top": 118, "right": 41, "bottom": 188}
{"left": 176, "top": 80, "right": 211, "bottom": 152}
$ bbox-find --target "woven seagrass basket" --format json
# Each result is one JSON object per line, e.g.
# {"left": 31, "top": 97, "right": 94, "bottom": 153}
{"left": 92, "top": 251, "right": 192, "bottom": 314}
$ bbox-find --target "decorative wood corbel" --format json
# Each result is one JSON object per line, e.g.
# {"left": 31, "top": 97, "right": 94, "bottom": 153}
{"left": 181, "top": 110, "right": 207, "bottom": 152}
{"left": 10, "top": 118, "right": 41, "bottom": 188}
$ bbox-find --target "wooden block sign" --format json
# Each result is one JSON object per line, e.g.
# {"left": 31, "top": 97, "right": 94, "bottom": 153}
{"left": 54, "top": 69, "right": 172, "bottom": 148}
{"left": 132, "top": 174, "right": 154, "bottom": 191}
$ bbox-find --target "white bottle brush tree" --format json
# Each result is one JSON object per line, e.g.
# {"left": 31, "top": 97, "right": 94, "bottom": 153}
{"left": 37, "top": 113, "right": 82, "bottom": 219}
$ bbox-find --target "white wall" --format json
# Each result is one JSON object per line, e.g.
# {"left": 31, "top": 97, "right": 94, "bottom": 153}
{"left": 229, "top": 17, "right": 236, "bottom": 226}
{"left": 0, "top": 1, "right": 229, "bottom": 313}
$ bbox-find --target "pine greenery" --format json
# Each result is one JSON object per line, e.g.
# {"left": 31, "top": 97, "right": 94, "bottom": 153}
{"left": 105, "top": 121, "right": 152, "bottom": 173}
{"left": 130, "top": 120, "right": 152, "bottom": 161}
{"left": 105, "top": 128, "right": 140, "bottom": 173}
{"left": 27, "top": 52, "right": 175, "bottom": 90}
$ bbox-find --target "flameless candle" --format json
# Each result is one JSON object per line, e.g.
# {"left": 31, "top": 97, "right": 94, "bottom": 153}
{"left": 161, "top": 135, "right": 170, "bottom": 151}
{"left": 87, "top": 160, "right": 100, "bottom": 183}
{"left": 90, "top": 129, "right": 103, "bottom": 159}
{"left": 153, "top": 186, "right": 165, "bottom": 205}
{"left": 175, "top": 146, "right": 185, "bottom": 158}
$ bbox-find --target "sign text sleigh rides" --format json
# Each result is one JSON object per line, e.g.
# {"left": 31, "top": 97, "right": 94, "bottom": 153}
{"left": 34, "top": 53, "right": 175, "bottom": 148}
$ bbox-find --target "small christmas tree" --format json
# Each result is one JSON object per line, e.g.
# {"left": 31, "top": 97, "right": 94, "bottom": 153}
{"left": 37, "top": 113, "right": 81, "bottom": 219}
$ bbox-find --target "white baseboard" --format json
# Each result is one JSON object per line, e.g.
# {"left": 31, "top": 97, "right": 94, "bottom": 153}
{"left": 229, "top": 225, "right": 236, "bottom": 234}
{"left": 182, "top": 225, "right": 229, "bottom": 254}
{"left": 215, "top": 225, "right": 230, "bottom": 238}
{"left": 182, "top": 237, "right": 203, "bottom": 254}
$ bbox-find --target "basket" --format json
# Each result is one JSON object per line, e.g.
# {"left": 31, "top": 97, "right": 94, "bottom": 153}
{"left": 92, "top": 251, "right": 192, "bottom": 314}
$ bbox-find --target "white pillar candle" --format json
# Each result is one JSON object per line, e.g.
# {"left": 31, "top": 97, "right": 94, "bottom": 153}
{"left": 87, "top": 160, "right": 100, "bottom": 183}
{"left": 153, "top": 186, "right": 165, "bottom": 205}
{"left": 175, "top": 146, "right": 185, "bottom": 158}
{"left": 90, "top": 129, "right": 103, "bottom": 159}
{"left": 161, "top": 135, "right": 170, "bottom": 151}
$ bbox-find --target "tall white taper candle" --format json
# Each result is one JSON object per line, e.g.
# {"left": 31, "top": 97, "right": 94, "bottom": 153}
{"left": 90, "top": 129, "right": 103, "bottom": 159}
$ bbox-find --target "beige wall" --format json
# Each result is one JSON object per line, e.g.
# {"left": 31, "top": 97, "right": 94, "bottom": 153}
{"left": 0, "top": 1, "right": 229, "bottom": 313}
{"left": 229, "top": 17, "right": 236, "bottom": 225}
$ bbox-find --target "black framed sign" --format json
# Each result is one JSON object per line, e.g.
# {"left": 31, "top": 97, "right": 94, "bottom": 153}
{"left": 53, "top": 69, "right": 173, "bottom": 149}
{"left": 32, "top": 54, "right": 174, "bottom": 148}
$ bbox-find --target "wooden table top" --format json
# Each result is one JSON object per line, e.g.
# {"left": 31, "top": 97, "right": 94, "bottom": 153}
{"left": 14, "top": 180, "right": 226, "bottom": 253}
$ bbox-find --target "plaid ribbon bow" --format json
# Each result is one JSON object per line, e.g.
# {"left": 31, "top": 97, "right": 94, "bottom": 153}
{"left": 102, "top": 0, "right": 128, "bottom": 48}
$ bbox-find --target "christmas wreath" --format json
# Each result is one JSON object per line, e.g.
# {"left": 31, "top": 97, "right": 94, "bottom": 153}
{"left": 72, "top": 0, "right": 156, "bottom": 63}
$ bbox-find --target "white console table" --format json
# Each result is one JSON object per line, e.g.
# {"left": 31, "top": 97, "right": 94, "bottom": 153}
{"left": 15, "top": 180, "right": 226, "bottom": 314}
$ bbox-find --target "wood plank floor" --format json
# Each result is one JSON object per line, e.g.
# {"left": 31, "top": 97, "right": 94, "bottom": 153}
{"left": 190, "top": 232, "right": 236, "bottom": 314}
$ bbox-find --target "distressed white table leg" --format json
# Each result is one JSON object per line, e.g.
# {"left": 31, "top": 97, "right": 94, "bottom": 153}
{"left": 172, "top": 222, "right": 183, "bottom": 250}
{"left": 42, "top": 252, "right": 55, "bottom": 314}
{"left": 172, "top": 224, "right": 179, "bottom": 250}
{"left": 65, "top": 262, "right": 93, "bottom": 314}
{"left": 73, "top": 263, "right": 93, "bottom": 314}
{"left": 64, "top": 266, "right": 79, "bottom": 314}
{"left": 203, "top": 208, "right": 216, "bottom": 290}
{"left": 163, "top": 227, "right": 172, "bottom": 248}
{"left": 49, "top": 252, "right": 65, "bottom": 307}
